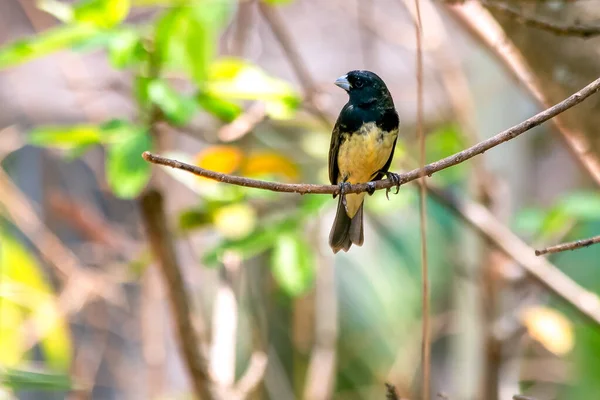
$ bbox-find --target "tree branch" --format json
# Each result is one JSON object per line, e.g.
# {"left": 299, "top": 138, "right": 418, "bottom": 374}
{"left": 446, "top": 2, "right": 600, "bottom": 187}
{"left": 427, "top": 185, "right": 600, "bottom": 326}
{"left": 140, "top": 190, "right": 214, "bottom": 399}
{"left": 481, "top": 0, "right": 600, "bottom": 38}
{"left": 413, "top": 0, "right": 431, "bottom": 397}
{"left": 257, "top": 1, "right": 332, "bottom": 126}
{"left": 143, "top": 74, "right": 600, "bottom": 195}
{"left": 535, "top": 234, "right": 600, "bottom": 256}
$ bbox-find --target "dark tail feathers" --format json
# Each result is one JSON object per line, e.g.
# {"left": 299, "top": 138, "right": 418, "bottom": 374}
{"left": 328, "top": 195, "right": 364, "bottom": 253}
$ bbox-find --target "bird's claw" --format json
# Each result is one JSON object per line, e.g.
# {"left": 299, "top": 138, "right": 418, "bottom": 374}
{"left": 366, "top": 181, "right": 376, "bottom": 196}
{"left": 338, "top": 181, "right": 351, "bottom": 197}
{"left": 384, "top": 171, "right": 401, "bottom": 200}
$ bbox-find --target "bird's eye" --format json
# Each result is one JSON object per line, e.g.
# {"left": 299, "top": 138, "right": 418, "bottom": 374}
{"left": 354, "top": 80, "right": 363, "bottom": 88}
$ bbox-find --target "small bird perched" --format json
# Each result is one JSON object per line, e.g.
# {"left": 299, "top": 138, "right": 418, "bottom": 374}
{"left": 328, "top": 70, "right": 400, "bottom": 253}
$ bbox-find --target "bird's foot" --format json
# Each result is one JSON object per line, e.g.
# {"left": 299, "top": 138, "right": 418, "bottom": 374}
{"left": 383, "top": 171, "right": 401, "bottom": 200}
{"left": 366, "top": 181, "right": 376, "bottom": 196}
{"left": 338, "top": 181, "right": 351, "bottom": 197}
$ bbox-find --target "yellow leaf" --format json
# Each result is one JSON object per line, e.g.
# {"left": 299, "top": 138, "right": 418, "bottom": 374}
{"left": 213, "top": 203, "right": 256, "bottom": 239}
{"left": 521, "top": 306, "right": 574, "bottom": 356}
{"left": 241, "top": 152, "right": 299, "bottom": 182}
{"left": 194, "top": 145, "right": 244, "bottom": 182}
{"left": 0, "top": 232, "right": 72, "bottom": 370}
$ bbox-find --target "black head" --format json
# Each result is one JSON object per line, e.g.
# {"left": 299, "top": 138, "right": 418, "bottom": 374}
{"left": 335, "top": 70, "right": 394, "bottom": 108}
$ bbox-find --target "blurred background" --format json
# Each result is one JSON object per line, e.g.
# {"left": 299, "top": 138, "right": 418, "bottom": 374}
{"left": 1, "top": 0, "right": 600, "bottom": 399}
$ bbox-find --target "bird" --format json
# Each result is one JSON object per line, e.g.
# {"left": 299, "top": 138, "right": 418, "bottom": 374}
{"left": 328, "top": 70, "right": 400, "bottom": 253}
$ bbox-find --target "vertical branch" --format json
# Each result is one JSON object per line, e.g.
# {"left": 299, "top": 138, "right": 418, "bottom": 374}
{"left": 414, "top": 1, "right": 430, "bottom": 399}
{"left": 140, "top": 190, "right": 213, "bottom": 400}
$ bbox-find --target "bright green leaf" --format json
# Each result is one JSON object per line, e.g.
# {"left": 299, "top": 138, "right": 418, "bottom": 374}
{"left": 155, "top": 1, "right": 235, "bottom": 85}
{"left": 196, "top": 93, "right": 242, "bottom": 122}
{"left": 147, "top": 80, "right": 197, "bottom": 125}
{"left": 106, "top": 128, "right": 152, "bottom": 198}
{"left": 558, "top": 192, "right": 600, "bottom": 221}
{"left": 73, "top": 0, "right": 131, "bottom": 29}
{"left": 29, "top": 125, "right": 102, "bottom": 150}
{"left": 263, "top": 0, "right": 294, "bottom": 4}
{"left": 0, "top": 25, "right": 97, "bottom": 69}
{"left": 271, "top": 234, "right": 315, "bottom": 296}
{"left": 0, "top": 367, "right": 72, "bottom": 391}
{"left": 107, "top": 28, "right": 146, "bottom": 69}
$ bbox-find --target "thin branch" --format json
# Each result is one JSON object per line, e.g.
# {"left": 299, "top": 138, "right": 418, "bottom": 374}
{"left": 140, "top": 190, "right": 214, "bottom": 400}
{"left": 446, "top": 2, "right": 600, "bottom": 187}
{"left": 256, "top": 1, "right": 316, "bottom": 93}
{"left": 535, "top": 234, "right": 600, "bottom": 256}
{"left": 481, "top": 0, "right": 600, "bottom": 38}
{"left": 413, "top": 0, "right": 431, "bottom": 398}
{"left": 143, "top": 74, "right": 600, "bottom": 195}
{"left": 257, "top": 1, "right": 331, "bottom": 126}
{"left": 427, "top": 185, "right": 600, "bottom": 326}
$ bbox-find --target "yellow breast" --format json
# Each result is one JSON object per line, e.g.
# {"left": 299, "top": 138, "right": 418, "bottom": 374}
{"left": 336, "top": 122, "right": 398, "bottom": 218}
{"left": 337, "top": 122, "right": 398, "bottom": 184}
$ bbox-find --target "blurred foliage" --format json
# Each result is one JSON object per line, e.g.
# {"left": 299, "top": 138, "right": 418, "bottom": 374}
{"left": 2, "top": 0, "right": 600, "bottom": 397}
{"left": 0, "top": 230, "right": 72, "bottom": 395}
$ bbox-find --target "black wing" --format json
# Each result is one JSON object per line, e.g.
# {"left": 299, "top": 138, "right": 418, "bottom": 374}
{"left": 328, "top": 121, "right": 342, "bottom": 198}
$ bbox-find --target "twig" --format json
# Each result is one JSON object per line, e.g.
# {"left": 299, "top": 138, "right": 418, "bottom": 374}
{"left": 140, "top": 190, "right": 214, "bottom": 400}
{"left": 481, "top": 0, "right": 600, "bottom": 38}
{"left": 427, "top": 185, "right": 600, "bottom": 326}
{"left": 446, "top": 2, "right": 600, "bottom": 187}
{"left": 143, "top": 74, "right": 600, "bottom": 194}
{"left": 413, "top": 0, "right": 430, "bottom": 398}
{"left": 535, "top": 234, "right": 600, "bottom": 256}
{"left": 257, "top": 1, "right": 331, "bottom": 126}
{"left": 256, "top": 1, "right": 316, "bottom": 94}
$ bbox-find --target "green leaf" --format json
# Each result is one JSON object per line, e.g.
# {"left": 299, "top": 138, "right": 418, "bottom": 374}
{"left": 0, "top": 367, "right": 72, "bottom": 391}
{"left": 271, "top": 234, "right": 315, "bottom": 296}
{"left": 558, "top": 192, "right": 600, "bottom": 221}
{"left": 28, "top": 125, "right": 103, "bottom": 150}
{"left": 196, "top": 93, "right": 242, "bottom": 122}
{"left": 206, "top": 58, "right": 301, "bottom": 120}
{"left": 147, "top": 80, "right": 197, "bottom": 125}
{"left": 106, "top": 128, "right": 152, "bottom": 198}
{"left": 202, "top": 217, "right": 299, "bottom": 266}
{"left": 107, "top": 28, "right": 146, "bottom": 69}
{"left": 264, "top": 0, "right": 294, "bottom": 4}
{"left": 73, "top": 0, "right": 131, "bottom": 29}
{"left": 0, "top": 231, "right": 72, "bottom": 370}
{"left": 0, "top": 25, "right": 97, "bottom": 69}
{"left": 178, "top": 208, "right": 212, "bottom": 232}
{"left": 513, "top": 207, "right": 546, "bottom": 236}
{"left": 426, "top": 125, "right": 466, "bottom": 184}
{"left": 155, "top": 1, "right": 235, "bottom": 85}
